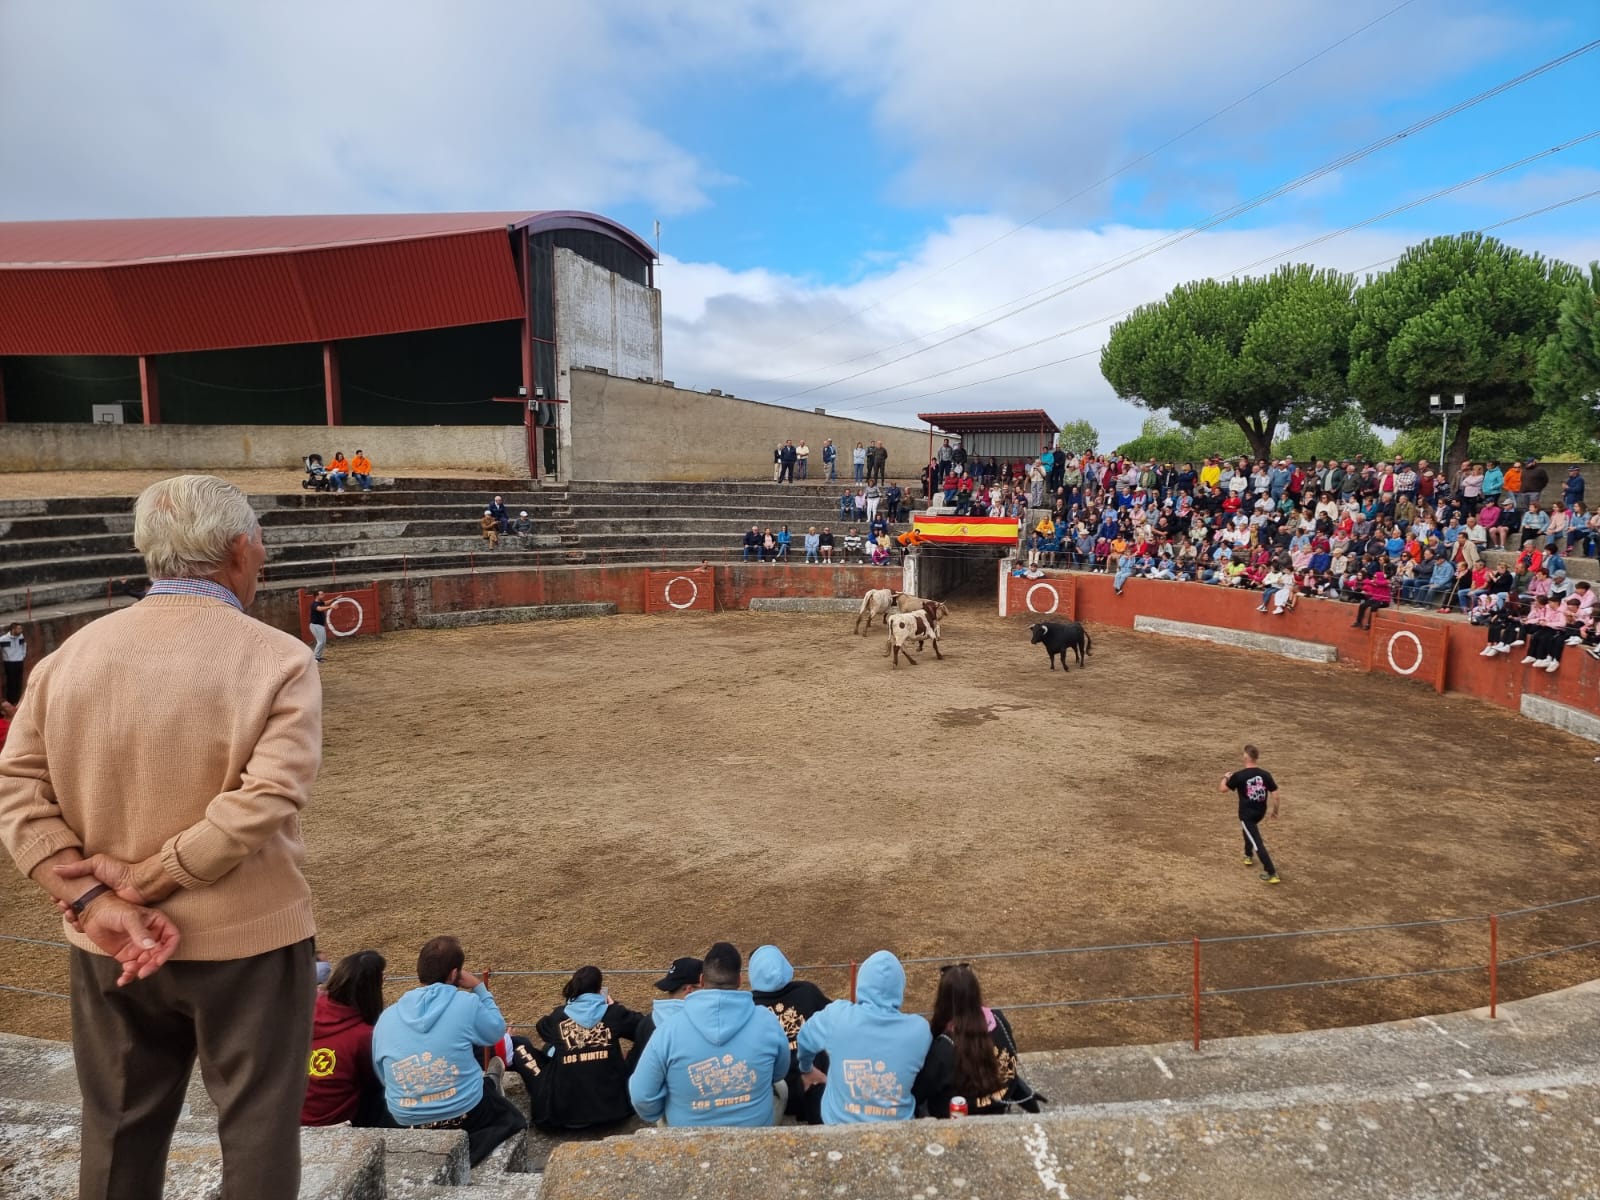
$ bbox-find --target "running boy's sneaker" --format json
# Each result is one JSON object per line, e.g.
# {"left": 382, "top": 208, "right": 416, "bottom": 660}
{"left": 1242, "top": 856, "right": 1254, "bottom": 866}
{"left": 1260, "top": 873, "right": 1282, "bottom": 885}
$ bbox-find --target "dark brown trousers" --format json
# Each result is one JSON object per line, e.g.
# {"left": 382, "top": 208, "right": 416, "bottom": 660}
{"left": 71, "top": 939, "right": 315, "bottom": 1200}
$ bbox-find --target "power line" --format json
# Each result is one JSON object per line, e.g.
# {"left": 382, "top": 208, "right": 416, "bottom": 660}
{"left": 1344, "top": 187, "right": 1600, "bottom": 276}
{"left": 765, "top": 0, "right": 1424, "bottom": 373}
{"left": 765, "top": 39, "right": 1600, "bottom": 406}
{"left": 826, "top": 135, "right": 1599, "bottom": 410}
{"left": 828, "top": 183, "right": 1600, "bottom": 415}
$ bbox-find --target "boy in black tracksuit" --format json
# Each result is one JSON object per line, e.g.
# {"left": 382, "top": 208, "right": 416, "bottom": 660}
{"left": 748, "top": 945, "right": 830, "bottom": 1117}
{"left": 1220, "top": 744, "right": 1282, "bottom": 884}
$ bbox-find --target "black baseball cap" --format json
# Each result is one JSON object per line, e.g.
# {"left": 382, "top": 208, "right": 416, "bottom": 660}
{"left": 654, "top": 956, "right": 703, "bottom": 991}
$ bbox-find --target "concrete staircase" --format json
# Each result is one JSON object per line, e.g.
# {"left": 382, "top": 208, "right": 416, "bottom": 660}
{"left": 0, "top": 478, "right": 894, "bottom": 622}
{"left": 3, "top": 980, "right": 1598, "bottom": 1198}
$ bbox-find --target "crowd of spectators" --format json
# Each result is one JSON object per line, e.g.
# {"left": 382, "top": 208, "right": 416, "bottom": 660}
{"left": 301, "top": 935, "right": 1042, "bottom": 1163}
{"left": 736, "top": 481, "right": 922, "bottom": 564}
{"left": 1013, "top": 452, "right": 1596, "bottom": 670}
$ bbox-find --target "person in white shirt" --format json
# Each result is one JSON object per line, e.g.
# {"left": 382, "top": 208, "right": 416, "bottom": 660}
{"left": 0, "top": 623, "right": 25, "bottom": 705}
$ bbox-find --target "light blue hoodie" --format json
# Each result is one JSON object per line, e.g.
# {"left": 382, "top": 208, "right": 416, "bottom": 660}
{"left": 796, "top": 950, "right": 932, "bottom": 1124}
{"left": 372, "top": 983, "right": 508, "bottom": 1124}
{"left": 628, "top": 988, "right": 791, "bottom": 1128}
{"left": 539, "top": 991, "right": 610, "bottom": 1058}
{"left": 748, "top": 945, "right": 794, "bottom": 993}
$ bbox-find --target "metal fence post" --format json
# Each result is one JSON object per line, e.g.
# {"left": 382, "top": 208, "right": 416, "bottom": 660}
{"left": 1489, "top": 914, "right": 1499, "bottom": 1019}
{"left": 1192, "top": 938, "right": 1202, "bottom": 1051}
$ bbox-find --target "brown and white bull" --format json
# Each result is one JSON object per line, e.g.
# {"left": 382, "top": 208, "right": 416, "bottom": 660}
{"left": 884, "top": 600, "right": 947, "bottom": 665}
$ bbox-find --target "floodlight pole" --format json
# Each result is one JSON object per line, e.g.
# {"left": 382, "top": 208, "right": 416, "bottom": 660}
{"left": 1429, "top": 392, "right": 1467, "bottom": 469}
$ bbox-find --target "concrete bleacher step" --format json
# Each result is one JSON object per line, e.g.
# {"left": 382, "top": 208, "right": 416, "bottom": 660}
{"left": 541, "top": 1078, "right": 1600, "bottom": 1200}
{"left": 1483, "top": 547, "right": 1598, "bottom": 581}
{"left": 395, "top": 1179, "right": 542, "bottom": 1198}
{"left": 0, "top": 1098, "right": 386, "bottom": 1200}
{"left": 416, "top": 603, "right": 617, "bottom": 629}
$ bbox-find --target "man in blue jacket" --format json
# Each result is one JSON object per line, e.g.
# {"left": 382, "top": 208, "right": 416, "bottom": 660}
{"left": 373, "top": 936, "right": 525, "bottom": 1164}
{"left": 628, "top": 942, "right": 791, "bottom": 1128}
{"left": 796, "top": 950, "right": 932, "bottom": 1124}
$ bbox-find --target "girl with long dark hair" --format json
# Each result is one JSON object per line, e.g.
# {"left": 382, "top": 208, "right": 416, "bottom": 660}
{"left": 302, "top": 950, "right": 392, "bottom": 1127}
{"left": 513, "top": 966, "right": 642, "bottom": 1132}
{"left": 913, "top": 964, "right": 1038, "bottom": 1118}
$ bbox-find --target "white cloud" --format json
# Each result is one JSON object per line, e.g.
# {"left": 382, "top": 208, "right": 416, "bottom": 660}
{"left": 658, "top": 216, "right": 1600, "bottom": 448}
{"left": 1454, "top": 166, "right": 1600, "bottom": 212}
{"left": 630, "top": 0, "right": 1526, "bottom": 217}
{"left": 0, "top": 1, "right": 1535, "bottom": 224}
{"left": 0, "top": 1, "right": 723, "bottom": 219}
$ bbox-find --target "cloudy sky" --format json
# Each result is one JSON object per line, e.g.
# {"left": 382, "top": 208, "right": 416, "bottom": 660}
{"left": 3, "top": 0, "right": 1597, "bottom": 445}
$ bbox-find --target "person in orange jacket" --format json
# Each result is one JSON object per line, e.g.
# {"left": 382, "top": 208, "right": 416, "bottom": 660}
{"left": 349, "top": 451, "right": 374, "bottom": 492}
{"left": 328, "top": 451, "right": 351, "bottom": 493}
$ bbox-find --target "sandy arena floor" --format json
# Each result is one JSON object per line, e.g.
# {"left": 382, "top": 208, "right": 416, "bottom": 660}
{"left": 3, "top": 610, "right": 1597, "bottom": 1050}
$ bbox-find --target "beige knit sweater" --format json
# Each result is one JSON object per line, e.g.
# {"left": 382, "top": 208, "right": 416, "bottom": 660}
{"left": 0, "top": 595, "right": 321, "bottom": 960}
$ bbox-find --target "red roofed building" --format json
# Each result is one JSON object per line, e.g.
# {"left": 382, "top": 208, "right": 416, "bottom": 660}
{"left": 0, "top": 212, "right": 660, "bottom": 477}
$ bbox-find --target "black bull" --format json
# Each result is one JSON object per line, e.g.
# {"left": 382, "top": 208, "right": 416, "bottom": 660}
{"left": 1030, "top": 621, "right": 1092, "bottom": 671}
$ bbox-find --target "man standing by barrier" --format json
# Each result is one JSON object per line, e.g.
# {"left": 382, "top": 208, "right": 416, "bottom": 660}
{"left": 0, "top": 622, "right": 25, "bottom": 704}
{"left": 0, "top": 474, "right": 321, "bottom": 1199}
{"left": 308, "top": 590, "right": 333, "bottom": 663}
{"left": 1220, "top": 744, "right": 1282, "bottom": 884}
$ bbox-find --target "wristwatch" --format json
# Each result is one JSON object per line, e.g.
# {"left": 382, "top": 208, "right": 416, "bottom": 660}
{"left": 70, "top": 883, "right": 111, "bottom": 916}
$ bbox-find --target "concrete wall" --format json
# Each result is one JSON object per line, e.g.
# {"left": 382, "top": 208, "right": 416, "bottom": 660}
{"left": 567, "top": 369, "right": 931, "bottom": 482}
{"left": 554, "top": 249, "right": 663, "bottom": 478}
{"left": 0, "top": 422, "right": 530, "bottom": 476}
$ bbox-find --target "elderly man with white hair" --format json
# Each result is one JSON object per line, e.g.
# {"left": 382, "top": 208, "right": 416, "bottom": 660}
{"left": 0, "top": 474, "right": 321, "bottom": 1200}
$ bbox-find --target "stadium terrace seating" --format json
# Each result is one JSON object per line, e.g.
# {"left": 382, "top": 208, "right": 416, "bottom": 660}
{"left": 0, "top": 479, "right": 892, "bottom": 621}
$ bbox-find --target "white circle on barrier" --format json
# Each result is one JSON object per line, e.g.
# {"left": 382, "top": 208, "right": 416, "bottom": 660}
{"left": 326, "top": 596, "right": 365, "bottom": 638}
{"left": 664, "top": 576, "right": 699, "bottom": 610}
{"left": 1025, "top": 582, "right": 1060, "bottom": 614}
{"left": 1386, "top": 630, "right": 1423, "bottom": 676}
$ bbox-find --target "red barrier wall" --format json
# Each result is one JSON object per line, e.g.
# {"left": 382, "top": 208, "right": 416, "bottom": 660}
{"left": 645, "top": 568, "right": 715, "bottom": 614}
{"left": 18, "top": 564, "right": 899, "bottom": 664}
{"left": 297, "top": 586, "right": 382, "bottom": 640}
{"left": 1000, "top": 567, "right": 1600, "bottom": 719}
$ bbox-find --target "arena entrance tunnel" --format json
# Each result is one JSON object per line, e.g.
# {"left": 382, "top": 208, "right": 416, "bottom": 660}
{"left": 904, "top": 510, "right": 1021, "bottom": 600}
{"left": 904, "top": 543, "right": 1008, "bottom": 599}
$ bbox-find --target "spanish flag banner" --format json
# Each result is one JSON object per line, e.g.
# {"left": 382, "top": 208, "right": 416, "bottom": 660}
{"left": 911, "top": 514, "right": 1020, "bottom": 545}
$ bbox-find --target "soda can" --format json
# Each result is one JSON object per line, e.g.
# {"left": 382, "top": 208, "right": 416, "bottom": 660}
{"left": 948, "top": 1096, "right": 969, "bottom": 1118}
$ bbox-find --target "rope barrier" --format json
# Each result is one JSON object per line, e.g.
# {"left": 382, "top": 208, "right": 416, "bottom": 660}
{"left": 0, "top": 933, "right": 71, "bottom": 949}
{"left": 0, "top": 982, "right": 70, "bottom": 1000}
{"left": 8, "top": 897, "right": 1599, "bottom": 1025}
{"left": 1196, "top": 915, "right": 1483, "bottom": 945}
{"left": 898, "top": 938, "right": 1185, "bottom": 965}
{"left": 1498, "top": 937, "right": 1600, "bottom": 968}
{"left": 998, "top": 990, "right": 1190, "bottom": 1012}
{"left": 1495, "top": 893, "right": 1600, "bottom": 919}
{"left": 1200, "top": 961, "right": 1484, "bottom": 998}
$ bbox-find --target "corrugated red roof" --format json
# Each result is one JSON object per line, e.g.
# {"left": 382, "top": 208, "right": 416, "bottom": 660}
{"left": 917, "top": 409, "right": 1060, "bottom": 435}
{"left": 0, "top": 211, "right": 654, "bottom": 267}
{"left": 0, "top": 211, "right": 653, "bottom": 356}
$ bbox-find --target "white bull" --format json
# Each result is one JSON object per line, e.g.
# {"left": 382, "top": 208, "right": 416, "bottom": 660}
{"left": 853, "top": 588, "right": 898, "bottom": 634}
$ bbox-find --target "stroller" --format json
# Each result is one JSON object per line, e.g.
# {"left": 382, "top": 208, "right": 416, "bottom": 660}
{"left": 302, "top": 454, "right": 330, "bottom": 491}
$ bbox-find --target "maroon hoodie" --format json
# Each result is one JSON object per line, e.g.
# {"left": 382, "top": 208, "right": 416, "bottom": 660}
{"left": 301, "top": 992, "right": 376, "bottom": 1126}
